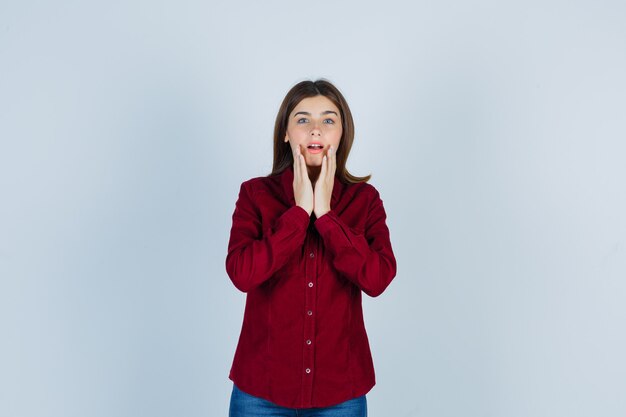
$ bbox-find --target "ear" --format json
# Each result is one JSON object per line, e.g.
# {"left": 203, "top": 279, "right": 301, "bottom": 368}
{"left": 284, "top": 135, "right": 289, "bottom": 143}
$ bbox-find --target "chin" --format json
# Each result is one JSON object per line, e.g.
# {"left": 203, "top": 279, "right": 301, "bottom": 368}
{"left": 305, "top": 160, "right": 322, "bottom": 167}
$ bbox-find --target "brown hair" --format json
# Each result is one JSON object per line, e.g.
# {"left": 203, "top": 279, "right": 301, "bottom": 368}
{"left": 269, "top": 79, "right": 371, "bottom": 184}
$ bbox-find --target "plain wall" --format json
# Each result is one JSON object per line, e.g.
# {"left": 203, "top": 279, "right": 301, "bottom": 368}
{"left": 1, "top": 1, "right": 625, "bottom": 416}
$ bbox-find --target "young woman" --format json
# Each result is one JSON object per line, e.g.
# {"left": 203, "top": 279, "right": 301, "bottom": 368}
{"left": 225, "top": 79, "right": 397, "bottom": 416}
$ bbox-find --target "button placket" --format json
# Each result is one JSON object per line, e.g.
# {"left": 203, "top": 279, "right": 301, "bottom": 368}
{"left": 301, "top": 236, "right": 318, "bottom": 404}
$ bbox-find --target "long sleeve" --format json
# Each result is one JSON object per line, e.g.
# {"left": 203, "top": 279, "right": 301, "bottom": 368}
{"left": 314, "top": 188, "right": 397, "bottom": 297}
{"left": 225, "top": 181, "right": 310, "bottom": 292}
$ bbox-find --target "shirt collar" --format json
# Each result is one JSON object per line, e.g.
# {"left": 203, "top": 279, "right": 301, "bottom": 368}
{"left": 280, "top": 165, "right": 344, "bottom": 209}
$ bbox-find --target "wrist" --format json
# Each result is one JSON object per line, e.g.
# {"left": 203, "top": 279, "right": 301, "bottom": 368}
{"left": 296, "top": 204, "right": 313, "bottom": 216}
{"left": 314, "top": 207, "right": 330, "bottom": 218}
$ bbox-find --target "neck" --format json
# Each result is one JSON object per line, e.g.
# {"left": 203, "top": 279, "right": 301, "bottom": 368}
{"left": 307, "top": 165, "right": 321, "bottom": 186}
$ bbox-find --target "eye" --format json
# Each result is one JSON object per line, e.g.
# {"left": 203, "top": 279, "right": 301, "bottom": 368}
{"left": 324, "top": 119, "right": 335, "bottom": 124}
{"left": 297, "top": 118, "right": 308, "bottom": 124}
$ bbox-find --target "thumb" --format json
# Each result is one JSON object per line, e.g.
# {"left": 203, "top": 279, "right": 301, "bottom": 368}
{"left": 319, "top": 155, "right": 327, "bottom": 182}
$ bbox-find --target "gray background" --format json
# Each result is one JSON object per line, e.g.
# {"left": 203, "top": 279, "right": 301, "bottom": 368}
{"left": 1, "top": 1, "right": 625, "bottom": 416}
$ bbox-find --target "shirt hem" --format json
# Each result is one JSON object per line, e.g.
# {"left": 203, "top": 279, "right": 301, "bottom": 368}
{"left": 229, "top": 374, "right": 375, "bottom": 409}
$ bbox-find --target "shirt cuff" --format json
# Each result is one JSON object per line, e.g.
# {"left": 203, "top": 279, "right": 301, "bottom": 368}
{"left": 313, "top": 209, "right": 340, "bottom": 236}
{"left": 284, "top": 205, "right": 311, "bottom": 230}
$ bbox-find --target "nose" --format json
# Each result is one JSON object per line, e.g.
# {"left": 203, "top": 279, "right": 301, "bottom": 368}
{"left": 310, "top": 122, "right": 321, "bottom": 136}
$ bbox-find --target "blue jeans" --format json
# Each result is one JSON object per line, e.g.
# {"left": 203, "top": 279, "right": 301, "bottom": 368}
{"left": 229, "top": 384, "right": 367, "bottom": 417}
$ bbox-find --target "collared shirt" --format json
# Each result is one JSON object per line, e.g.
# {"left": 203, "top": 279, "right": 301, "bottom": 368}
{"left": 225, "top": 165, "right": 397, "bottom": 408}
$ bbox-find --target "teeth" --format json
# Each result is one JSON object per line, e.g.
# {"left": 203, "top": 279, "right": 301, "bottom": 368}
{"left": 308, "top": 144, "right": 323, "bottom": 149}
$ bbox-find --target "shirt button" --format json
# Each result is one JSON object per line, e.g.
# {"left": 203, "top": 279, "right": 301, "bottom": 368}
{"left": 305, "top": 368, "right": 311, "bottom": 374}
{"left": 308, "top": 282, "right": 314, "bottom": 288}
{"left": 306, "top": 339, "right": 312, "bottom": 345}
{"left": 309, "top": 252, "right": 315, "bottom": 258}
{"left": 307, "top": 310, "right": 313, "bottom": 316}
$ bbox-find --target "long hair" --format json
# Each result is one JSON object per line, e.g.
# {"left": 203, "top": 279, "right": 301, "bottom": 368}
{"left": 269, "top": 79, "right": 371, "bottom": 184}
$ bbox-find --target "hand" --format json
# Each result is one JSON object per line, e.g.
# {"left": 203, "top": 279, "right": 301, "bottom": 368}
{"left": 293, "top": 145, "right": 314, "bottom": 216}
{"left": 313, "top": 145, "right": 336, "bottom": 218}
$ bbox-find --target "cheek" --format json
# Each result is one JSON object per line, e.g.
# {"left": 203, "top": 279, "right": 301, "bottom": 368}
{"left": 287, "top": 139, "right": 303, "bottom": 154}
{"left": 288, "top": 130, "right": 306, "bottom": 145}
{"left": 331, "top": 129, "right": 342, "bottom": 146}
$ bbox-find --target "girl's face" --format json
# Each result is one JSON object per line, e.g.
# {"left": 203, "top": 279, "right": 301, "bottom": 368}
{"left": 284, "top": 95, "right": 342, "bottom": 167}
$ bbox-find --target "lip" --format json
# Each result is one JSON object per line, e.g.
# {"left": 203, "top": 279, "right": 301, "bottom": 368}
{"left": 306, "top": 142, "right": 325, "bottom": 154}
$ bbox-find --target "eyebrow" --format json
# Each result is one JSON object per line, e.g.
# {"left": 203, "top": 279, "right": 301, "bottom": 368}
{"left": 293, "top": 110, "right": 339, "bottom": 118}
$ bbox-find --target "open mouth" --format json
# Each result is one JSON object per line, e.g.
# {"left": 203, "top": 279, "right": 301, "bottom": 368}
{"left": 307, "top": 143, "right": 324, "bottom": 154}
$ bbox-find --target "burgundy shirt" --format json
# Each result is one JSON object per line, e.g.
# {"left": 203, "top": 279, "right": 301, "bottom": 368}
{"left": 225, "top": 165, "right": 397, "bottom": 408}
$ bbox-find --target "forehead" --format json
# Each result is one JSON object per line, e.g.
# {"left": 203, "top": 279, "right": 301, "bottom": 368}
{"left": 291, "top": 95, "right": 339, "bottom": 114}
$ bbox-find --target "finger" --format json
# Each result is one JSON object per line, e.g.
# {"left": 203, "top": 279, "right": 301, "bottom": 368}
{"left": 299, "top": 145, "right": 308, "bottom": 182}
{"left": 322, "top": 146, "right": 331, "bottom": 181}
{"left": 293, "top": 146, "right": 300, "bottom": 182}
{"left": 330, "top": 145, "right": 337, "bottom": 178}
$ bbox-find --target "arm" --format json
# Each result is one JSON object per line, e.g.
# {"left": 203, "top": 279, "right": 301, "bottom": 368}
{"left": 225, "top": 181, "right": 310, "bottom": 292}
{"left": 314, "top": 188, "right": 397, "bottom": 297}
